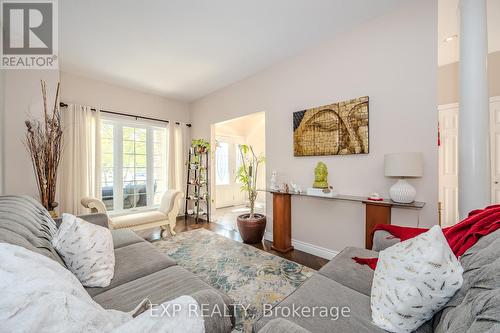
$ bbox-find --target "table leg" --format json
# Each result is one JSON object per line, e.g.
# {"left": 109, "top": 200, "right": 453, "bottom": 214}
{"left": 272, "top": 193, "right": 294, "bottom": 253}
{"left": 364, "top": 202, "right": 392, "bottom": 250}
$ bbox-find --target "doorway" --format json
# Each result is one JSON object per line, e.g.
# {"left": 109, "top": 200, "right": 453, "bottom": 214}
{"left": 212, "top": 112, "right": 266, "bottom": 230}
{"left": 438, "top": 97, "right": 500, "bottom": 226}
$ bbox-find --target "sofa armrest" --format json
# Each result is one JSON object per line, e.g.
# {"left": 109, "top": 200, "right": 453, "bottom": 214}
{"left": 53, "top": 213, "right": 109, "bottom": 229}
{"left": 190, "top": 290, "right": 233, "bottom": 333}
{"left": 372, "top": 230, "right": 401, "bottom": 251}
{"left": 258, "top": 318, "right": 311, "bottom": 333}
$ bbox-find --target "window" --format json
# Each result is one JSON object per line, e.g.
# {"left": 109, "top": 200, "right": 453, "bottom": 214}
{"left": 100, "top": 119, "right": 167, "bottom": 212}
{"left": 215, "top": 141, "right": 229, "bottom": 185}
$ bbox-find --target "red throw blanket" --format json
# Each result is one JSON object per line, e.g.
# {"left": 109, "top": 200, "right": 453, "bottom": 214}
{"left": 353, "top": 205, "right": 500, "bottom": 270}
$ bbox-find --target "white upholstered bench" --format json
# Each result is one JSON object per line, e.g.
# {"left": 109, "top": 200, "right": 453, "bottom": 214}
{"left": 81, "top": 190, "right": 183, "bottom": 238}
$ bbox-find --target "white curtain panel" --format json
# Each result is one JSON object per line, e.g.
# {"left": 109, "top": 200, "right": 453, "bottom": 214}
{"left": 59, "top": 105, "right": 101, "bottom": 215}
{"left": 167, "top": 123, "right": 189, "bottom": 212}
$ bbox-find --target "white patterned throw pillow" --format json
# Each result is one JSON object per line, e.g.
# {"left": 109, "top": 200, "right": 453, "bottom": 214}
{"left": 370, "top": 225, "right": 463, "bottom": 333}
{"left": 52, "top": 213, "right": 115, "bottom": 287}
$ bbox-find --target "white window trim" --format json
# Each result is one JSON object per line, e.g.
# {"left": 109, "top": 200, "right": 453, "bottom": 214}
{"left": 102, "top": 116, "right": 168, "bottom": 213}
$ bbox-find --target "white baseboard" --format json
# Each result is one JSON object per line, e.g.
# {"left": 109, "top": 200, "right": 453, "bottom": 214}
{"left": 264, "top": 232, "right": 338, "bottom": 260}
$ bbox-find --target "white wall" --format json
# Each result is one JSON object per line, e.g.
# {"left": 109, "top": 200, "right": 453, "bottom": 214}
{"left": 60, "top": 71, "right": 190, "bottom": 123}
{"left": 0, "top": 69, "right": 5, "bottom": 194}
{"left": 191, "top": 0, "right": 438, "bottom": 252}
{"left": 3, "top": 70, "right": 61, "bottom": 198}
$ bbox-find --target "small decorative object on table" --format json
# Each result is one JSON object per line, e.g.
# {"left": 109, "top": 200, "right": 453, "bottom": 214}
{"left": 236, "top": 144, "right": 266, "bottom": 244}
{"left": 312, "top": 161, "right": 329, "bottom": 188}
{"left": 290, "top": 181, "right": 302, "bottom": 194}
{"left": 306, "top": 162, "right": 336, "bottom": 197}
{"left": 367, "top": 192, "right": 384, "bottom": 201}
{"left": 270, "top": 170, "right": 277, "bottom": 190}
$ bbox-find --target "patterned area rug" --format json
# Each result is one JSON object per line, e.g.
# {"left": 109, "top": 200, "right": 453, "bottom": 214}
{"left": 153, "top": 228, "right": 315, "bottom": 332}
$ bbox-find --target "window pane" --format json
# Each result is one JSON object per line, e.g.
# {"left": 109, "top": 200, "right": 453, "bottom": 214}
{"left": 102, "top": 153, "right": 113, "bottom": 168}
{"left": 102, "top": 123, "right": 113, "bottom": 138}
{"left": 123, "top": 141, "right": 134, "bottom": 154}
{"left": 102, "top": 138, "right": 113, "bottom": 154}
{"left": 153, "top": 130, "right": 164, "bottom": 143}
{"left": 101, "top": 122, "right": 114, "bottom": 211}
{"left": 135, "top": 141, "right": 146, "bottom": 155}
{"left": 123, "top": 167, "right": 135, "bottom": 181}
{"left": 135, "top": 168, "right": 147, "bottom": 181}
{"left": 135, "top": 128, "right": 146, "bottom": 141}
{"left": 216, "top": 142, "right": 230, "bottom": 185}
{"left": 123, "top": 127, "right": 135, "bottom": 141}
{"left": 123, "top": 154, "right": 135, "bottom": 168}
{"left": 153, "top": 128, "right": 167, "bottom": 198}
{"left": 101, "top": 185, "right": 114, "bottom": 211}
{"left": 135, "top": 154, "right": 147, "bottom": 168}
{"left": 154, "top": 180, "right": 165, "bottom": 205}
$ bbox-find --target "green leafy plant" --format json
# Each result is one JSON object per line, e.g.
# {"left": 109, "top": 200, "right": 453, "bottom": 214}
{"left": 236, "top": 144, "right": 265, "bottom": 218}
{"left": 191, "top": 138, "right": 210, "bottom": 153}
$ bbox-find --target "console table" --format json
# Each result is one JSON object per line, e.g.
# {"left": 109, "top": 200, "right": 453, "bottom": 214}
{"left": 263, "top": 189, "right": 425, "bottom": 252}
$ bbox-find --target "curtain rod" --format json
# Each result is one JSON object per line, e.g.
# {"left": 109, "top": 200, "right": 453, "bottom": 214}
{"left": 59, "top": 102, "right": 192, "bottom": 127}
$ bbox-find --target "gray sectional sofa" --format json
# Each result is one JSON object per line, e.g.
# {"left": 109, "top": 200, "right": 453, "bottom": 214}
{"left": 0, "top": 195, "right": 234, "bottom": 333}
{"left": 2, "top": 194, "right": 499, "bottom": 333}
{"left": 254, "top": 230, "right": 500, "bottom": 332}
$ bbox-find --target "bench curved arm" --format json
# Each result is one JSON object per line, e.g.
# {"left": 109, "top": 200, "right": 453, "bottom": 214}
{"left": 159, "top": 190, "right": 183, "bottom": 223}
{"left": 81, "top": 197, "right": 108, "bottom": 214}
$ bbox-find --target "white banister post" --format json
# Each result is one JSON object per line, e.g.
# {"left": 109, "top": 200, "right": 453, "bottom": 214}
{"left": 458, "top": 0, "right": 490, "bottom": 218}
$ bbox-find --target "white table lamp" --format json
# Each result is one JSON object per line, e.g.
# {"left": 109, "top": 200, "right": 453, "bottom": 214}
{"left": 384, "top": 152, "right": 423, "bottom": 203}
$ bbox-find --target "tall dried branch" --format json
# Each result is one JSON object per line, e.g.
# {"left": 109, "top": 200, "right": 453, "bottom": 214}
{"left": 24, "top": 81, "right": 63, "bottom": 211}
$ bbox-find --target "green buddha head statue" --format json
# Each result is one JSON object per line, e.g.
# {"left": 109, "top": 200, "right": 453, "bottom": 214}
{"left": 313, "top": 162, "right": 329, "bottom": 188}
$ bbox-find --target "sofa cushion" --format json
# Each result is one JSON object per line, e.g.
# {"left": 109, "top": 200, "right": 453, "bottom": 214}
{"left": 434, "top": 229, "right": 500, "bottom": 333}
{"left": 318, "top": 247, "right": 378, "bottom": 296}
{"left": 92, "top": 265, "right": 233, "bottom": 313}
{"left": 254, "top": 274, "right": 434, "bottom": 333}
{"left": 111, "top": 229, "right": 144, "bottom": 249}
{"left": 259, "top": 318, "right": 311, "bottom": 333}
{"left": 190, "top": 289, "right": 234, "bottom": 333}
{"left": 0, "top": 195, "right": 64, "bottom": 266}
{"left": 371, "top": 226, "right": 463, "bottom": 333}
{"left": 52, "top": 214, "right": 115, "bottom": 288}
{"left": 86, "top": 241, "right": 176, "bottom": 297}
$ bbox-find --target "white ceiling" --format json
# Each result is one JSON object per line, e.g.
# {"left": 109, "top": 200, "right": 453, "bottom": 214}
{"left": 60, "top": 0, "right": 410, "bottom": 102}
{"left": 438, "top": 0, "right": 500, "bottom": 66}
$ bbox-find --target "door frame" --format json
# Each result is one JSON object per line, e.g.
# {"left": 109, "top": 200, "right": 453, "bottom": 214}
{"left": 438, "top": 96, "right": 500, "bottom": 226}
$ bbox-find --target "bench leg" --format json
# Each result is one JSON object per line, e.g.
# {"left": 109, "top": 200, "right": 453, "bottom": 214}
{"left": 160, "top": 222, "right": 176, "bottom": 238}
{"left": 169, "top": 222, "right": 176, "bottom": 236}
{"left": 160, "top": 224, "right": 169, "bottom": 238}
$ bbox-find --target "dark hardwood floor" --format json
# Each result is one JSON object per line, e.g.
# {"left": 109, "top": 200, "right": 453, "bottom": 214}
{"left": 137, "top": 216, "right": 329, "bottom": 271}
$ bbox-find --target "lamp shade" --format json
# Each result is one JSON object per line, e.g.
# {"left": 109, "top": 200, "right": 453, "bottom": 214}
{"left": 384, "top": 152, "right": 423, "bottom": 178}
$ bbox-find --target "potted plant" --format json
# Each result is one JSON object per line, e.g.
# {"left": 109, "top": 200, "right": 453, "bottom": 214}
{"left": 236, "top": 144, "right": 266, "bottom": 243}
{"left": 191, "top": 138, "right": 210, "bottom": 154}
